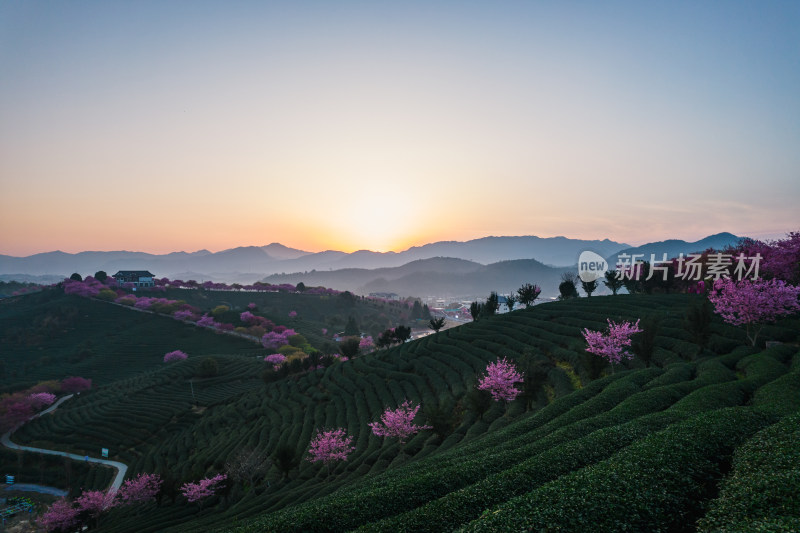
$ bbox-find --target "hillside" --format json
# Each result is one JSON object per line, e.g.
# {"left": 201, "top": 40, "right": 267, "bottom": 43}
{"left": 262, "top": 257, "right": 569, "bottom": 300}
{"left": 4, "top": 289, "right": 799, "bottom": 532}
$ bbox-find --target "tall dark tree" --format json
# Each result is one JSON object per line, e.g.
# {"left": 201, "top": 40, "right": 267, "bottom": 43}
{"left": 343, "top": 316, "right": 360, "bottom": 336}
{"left": 519, "top": 358, "right": 553, "bottom": 411}
{"left": 428, "top": 316, "right": 446, "bottom": 333}
{"left": 465, "top": 388, "right": 493, "bottom": 420}
{"left": 685, "top": 297, "right": 713, "bottom": 354}
{"left": 483, "top": 292, "right": 499, "bottom": 317}
{"left": 272, "top": 445, "right": 300, "bottom": 481}
{"left": 411, "top": 300, "right": 423, "bottom": 320}
{"left": 581, "top": 279, "right": 598, "bottom": 297}
{"left": 632, "top": 316, "right": 660, "bottom": 367}
{"left": 558, "top": 280, "right": 579, "bottom": 300}
{"left": 422, "top": 304, "right": 432, "bottom": 320}
{"left": 504, "top": 292, "right": 517, "bottom": 312}
{"left": 470, "top": 301, "right": 483, "bottom": 321}
{"left": 295, "top": 282, "right": 306, "bottom": 292}
{"left": 338, "top": 337, "right": 361, "bottom": 358}
{"left": 423, "top": 399, "right": 461, "bottom": 440}
{"left": 93, "top": 271, "right": 107, "bottom": 283}
{"left": 393, "top": 325, "right": 412, "bottom": 343}
{"left": 517, "top": 283, "right": 542, "bottom": 307}
{"left": 603, "top": 270, "right": 624, "bottom": 295}
{"left": 70, "top": 273, "right": 82, "bottom": 281}
{"left": 376, "top": 329, "right": 396, "bottom": 348}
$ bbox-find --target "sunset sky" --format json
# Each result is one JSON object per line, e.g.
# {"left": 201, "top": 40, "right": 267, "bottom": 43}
{"left": 1, "top": 1, "right": 798, "bottom": 256}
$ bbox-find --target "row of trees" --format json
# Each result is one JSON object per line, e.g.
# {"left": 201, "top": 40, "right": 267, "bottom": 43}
{"left": 470, "top": 283, "right": 543, "bottom": 321}
{"left": 38, "top": 472, "right": 231, "bottom": 532}
{"left": 0, "top": 377, "right": 91, "bottom": 433}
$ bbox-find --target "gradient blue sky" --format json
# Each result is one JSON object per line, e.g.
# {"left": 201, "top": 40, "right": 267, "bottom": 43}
{"left": 1, "top": 1, "right": 798, "bottom": 255}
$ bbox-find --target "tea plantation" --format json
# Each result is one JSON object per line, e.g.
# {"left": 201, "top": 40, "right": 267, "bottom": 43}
{"left": 3, "top": 289, "right": 799, "bottom": 532}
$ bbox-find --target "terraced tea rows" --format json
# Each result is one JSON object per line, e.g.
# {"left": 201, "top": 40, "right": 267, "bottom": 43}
{"left": 7, "top": 292, "right": 799, "bottom": 532}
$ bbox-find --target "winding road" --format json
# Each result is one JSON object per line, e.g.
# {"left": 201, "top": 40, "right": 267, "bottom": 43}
{"left": 1, "top": 394, "right": 129, "bottom": 494}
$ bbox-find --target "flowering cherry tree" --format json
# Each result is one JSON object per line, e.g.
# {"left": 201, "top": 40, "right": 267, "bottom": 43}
{"left": 261, "top": 328, "right": 297, "bottom": 350}
{"left": 197, "top": 315, "right": 217, "bottom": 328}
{"left": 27, "top": 392, "right": 56, "bottom": 409}
{"left": 265, "top": 353, "right": 286, "bottom": 366}
{"left": 117, "top": 473, "right": 162, "bottom": 505}
{"left": 173, "top": 309, "right": 195, "bottom": 321}
{"left": 180, "top": 474, "right": 227, "bottom": 504}
{"left": 582, "top": 319, "right": 642, "bottom": 372}
{"left": 61, "top": 376, "right": 92, "bottom": 393}
{"left": 76, "top": 489, "right": 117, "bottom": 517}
{"left": 359, "top": 336, "right": 374, "bottom": 351}
{"left": 288, "top": 310, "right": 298, "bottom": 318}
{"left": 37, "top": 498, "right": 80, "bottom": 532}
{"left": 477, "top": 357, "right": 524, "bottom": 402}
{"left": 163, "top": 350, "right": 188, "bottom": 363}
{"left": 708, "top": 278, "right": 800, "bottom": 346}
{"left": 369, "top": 400, "right": 431, "bottom": 444}
{"left": 307, "top": 428, "right": 355, "bottom": 467}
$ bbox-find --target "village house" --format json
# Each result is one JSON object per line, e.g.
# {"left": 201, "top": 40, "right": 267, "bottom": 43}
{"left": 113, "top": 270, "right": 155, "bottom": 288}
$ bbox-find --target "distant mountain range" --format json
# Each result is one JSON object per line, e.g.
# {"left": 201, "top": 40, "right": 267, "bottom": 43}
{"left": 0, "top": 233, "right": 744, "bottom": 298}
{"left": 604, "top": 233, "right": 743, "bottom": 269}
{"left": 262, "top": 257, "right": 571, "bottom": 301}
{"left": 0, "top": 236, "right": 629, "bottom": 280}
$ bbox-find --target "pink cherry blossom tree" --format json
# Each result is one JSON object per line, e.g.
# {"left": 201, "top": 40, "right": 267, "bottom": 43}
{"left": 582, "top": 319, "right": 642, "bottom": 373}
{"left": 116, "top": 473, "right": 162, "bottom": 505}
{"left": 265, "top": 353, "right": 286, "bottom": 366}
{"left": 61, "top": 376, "right": 92, "bottom": 393}
{"left": 359, "top": 336, "right": 374, "bottom": 352}
{"left": 307, "top": 428, "right": 355, "bottom": 471}
{"left": 37, "top": 498, "right": 80, "bottom": 533}
{"left": 708, "top": 278, "right": 800, "bottom": 346}
{"left": 288, "top": 310, "right": 298, "bottom": 318}
{"left": 27, "top": 392, "right": 56, "bottom": 409}
{"left": 163, "top": 350, "right": 188, "bottom": 363}
{"left": 369, "top": 400, "right": 431, "bottom": 445}
{"left": 173, "top": 309, "right": 196, "bottom": 321}
{"left": 180, "top": 473, "right": 227, "bottom": 505}
{"left": 477, "top": 357, "right": 524, "bottom": 402}
{"left": 76, "top": 489, "right": 117, "bottom": 518}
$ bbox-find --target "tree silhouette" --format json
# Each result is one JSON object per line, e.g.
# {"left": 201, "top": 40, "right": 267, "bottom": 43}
{"left": 393, "top": 325, "right": 412, "bottom": 343}
{"left": 273, "top": 444, "right": 300, "bottom": 480}
{"left": 470, "top": 301, "right": 483, "bottom": 321}
{"left": 504, "top": 292, "right": 517, "bottom": 312}
{"left": 338, "top": 337, "right": 361, "bottom": 358}
{"left": 344, "top": 316, "right": 360, "bottom": 336}
{"left": 483, "top": 292, "right": 499, "bottom": 318}
{"left": 517, "top": 283, "right": 542, "bottom": 307}
{"left": 581, "top": 279, "right": 598, "bottom": 297}
{"left": 428, "top": 316, "right": 446, "bottom": 333}
{"left": 603, "top": 270, "right": 624, "bottom": 295}
{"left": 632, "top": 316, "right": 660, "bottom": 367}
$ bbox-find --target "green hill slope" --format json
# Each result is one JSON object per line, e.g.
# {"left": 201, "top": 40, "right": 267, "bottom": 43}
{"left": 5, "top": 291, "right": 799, "bottom": 532}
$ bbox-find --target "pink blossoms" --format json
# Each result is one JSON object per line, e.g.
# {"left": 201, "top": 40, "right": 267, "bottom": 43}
{"left": 307, "top": 428, "right": 355, "bottom": 466}
{"left": 369, "top": 400, "right": 431, "bottom": 444}
{"left": 477, "top": 357, "right": 524, "bottom": 402}
{"left": 582, "top": 319, "right": 642, "bottom": 370}
{"left": 708, "top": 278, "right": 800, "bottom": 346}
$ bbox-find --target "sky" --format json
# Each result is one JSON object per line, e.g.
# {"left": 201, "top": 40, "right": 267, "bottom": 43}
{"left": 1, "top": 1, "right": 798, "bottom": 256}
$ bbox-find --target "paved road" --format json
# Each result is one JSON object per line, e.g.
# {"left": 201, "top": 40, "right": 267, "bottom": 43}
{"left": 3, "top": 483, "right": 68, "bottom": 497}
{"left": 1, "top": 395, "right": 129, "bottom": 494}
